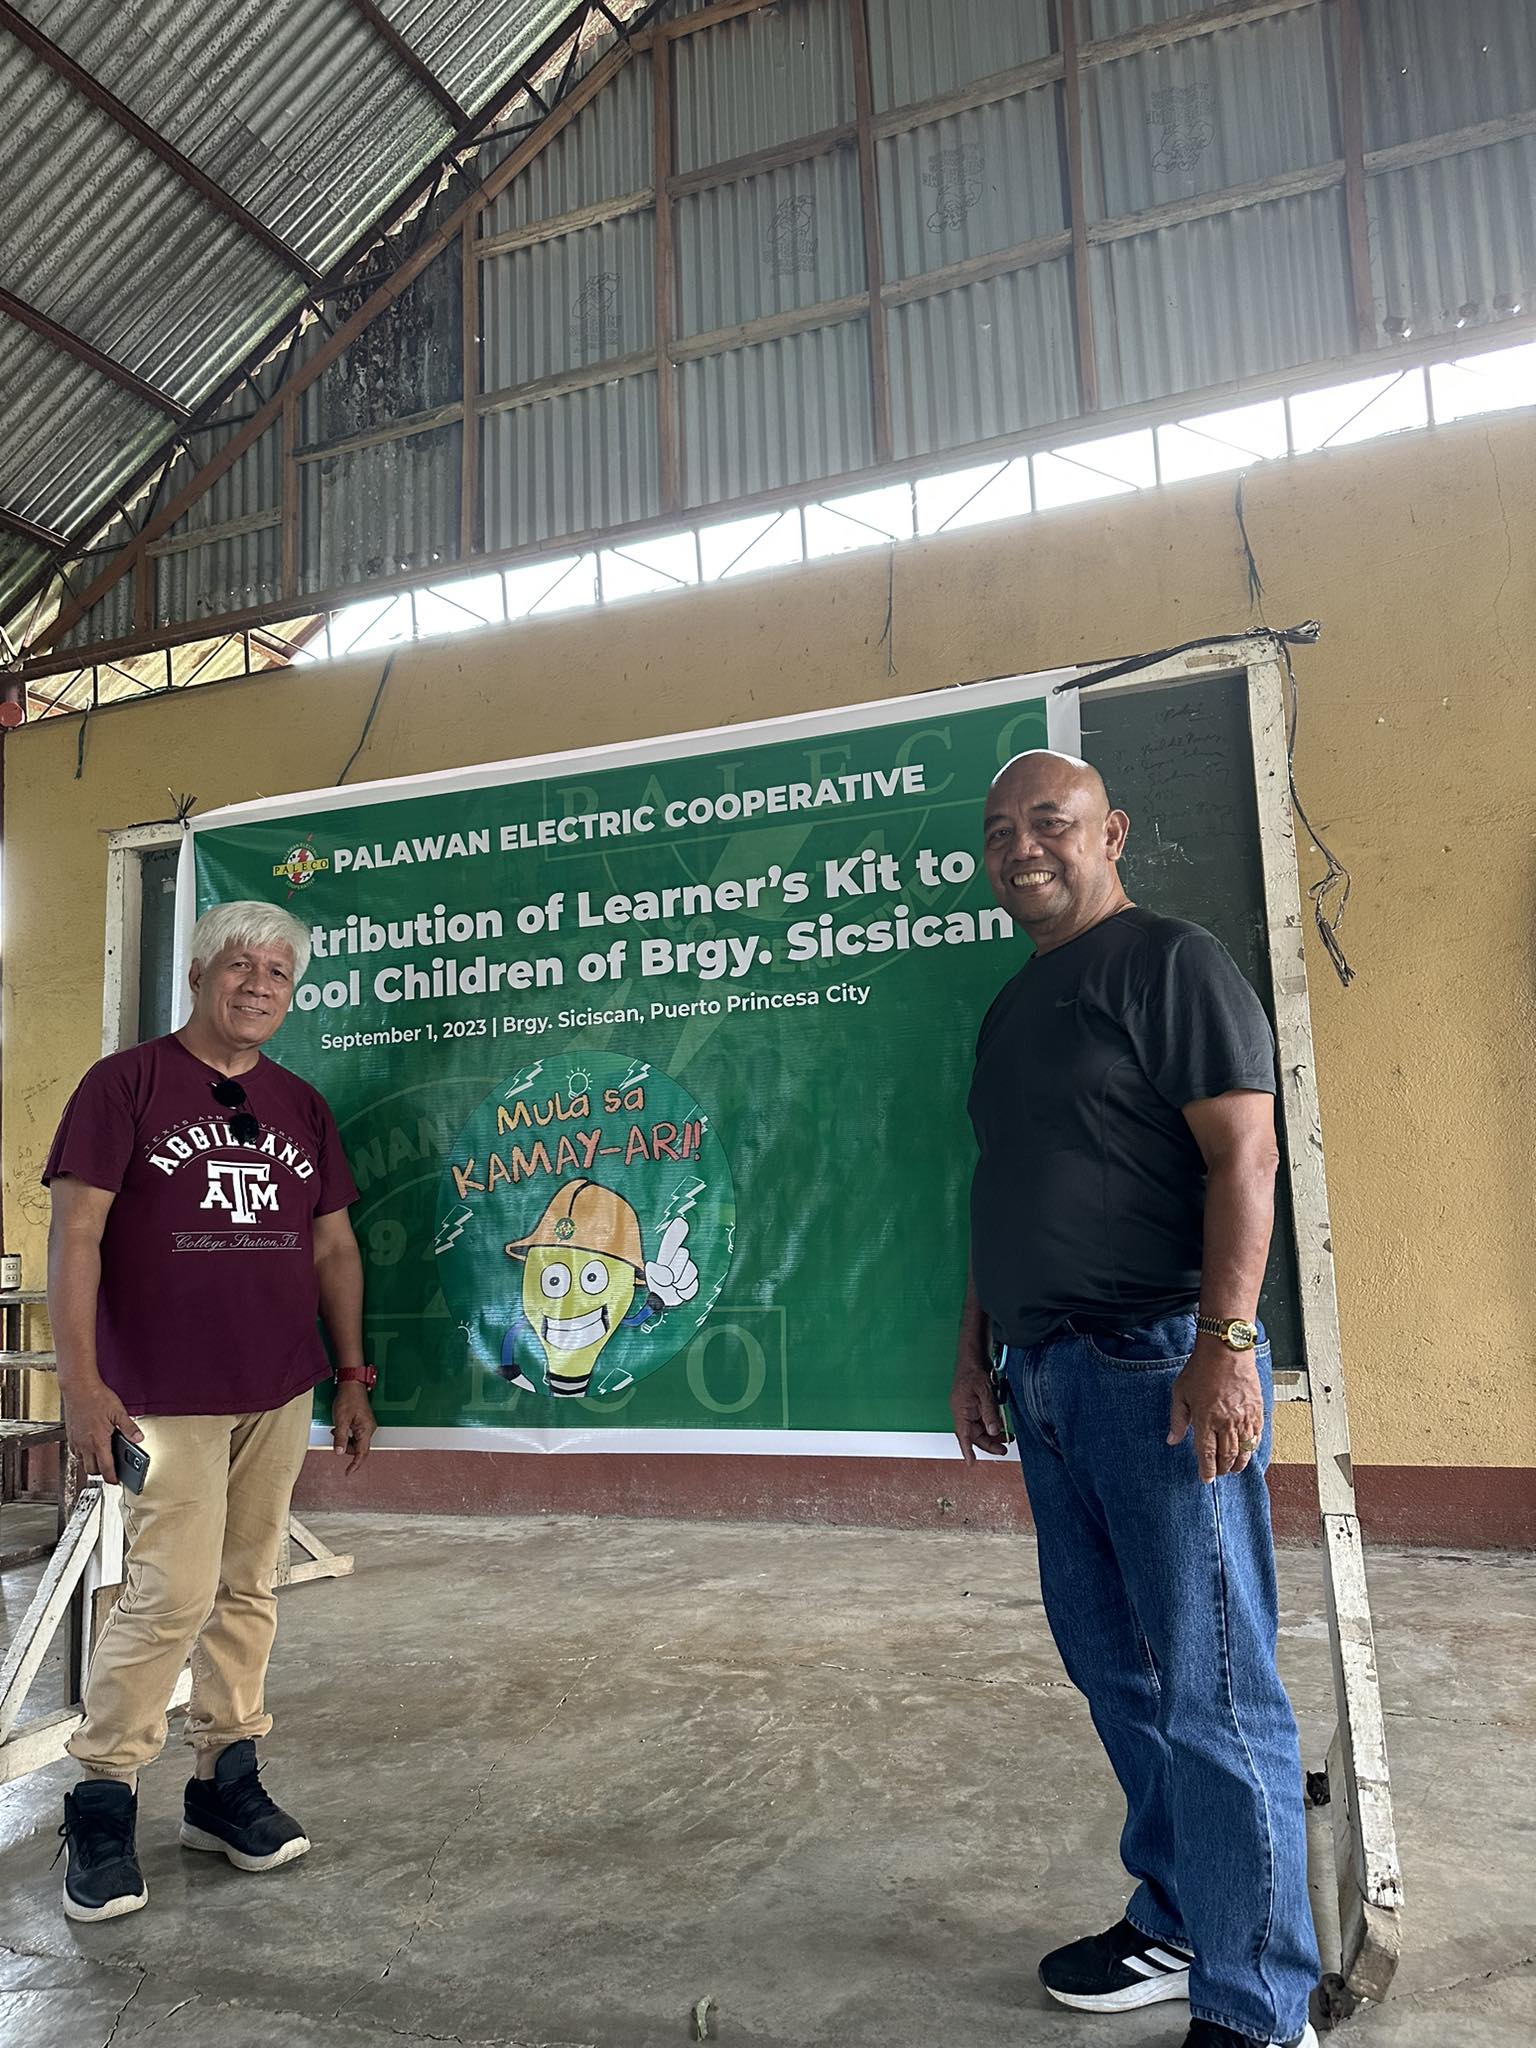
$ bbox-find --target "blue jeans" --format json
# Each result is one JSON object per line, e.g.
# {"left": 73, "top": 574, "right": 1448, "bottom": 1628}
{"left": 1003, "top": 1312, "right": 1318, "bottom": 2042}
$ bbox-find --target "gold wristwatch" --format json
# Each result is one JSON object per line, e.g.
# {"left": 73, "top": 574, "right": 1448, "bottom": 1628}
{"left": 1194, "top": 1314, "right": 1260, "bottom": 1352}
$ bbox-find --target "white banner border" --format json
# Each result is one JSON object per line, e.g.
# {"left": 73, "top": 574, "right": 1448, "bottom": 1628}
{"left": 310, "top": 1423, "right": 1016, "bottom": 1459}
{"left": 186, "top": 668, "right": 1078, "bottom": 1457}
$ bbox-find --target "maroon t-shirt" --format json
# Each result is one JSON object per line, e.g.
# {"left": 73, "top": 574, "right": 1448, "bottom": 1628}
{"left": 43, "top": 1035, "right": 358, "bottom": 1416}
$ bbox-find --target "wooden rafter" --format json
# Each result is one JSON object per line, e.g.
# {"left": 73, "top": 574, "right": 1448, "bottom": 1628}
{"left": 0, "top": 506, "right": 68, "bottom": 552}
{"left": 340, "top": 0, "right": 470, "bottom": 128}
{"left": 460, "top": 222, "right": 480, "bottom": 556}
{"left": 1058, "top": 0, "right": 1100, "bottom": 414}
{"left": 1, "top": 2, "right": 661, "bottom": 641}
{"left": 13, "top": 0, "right": 1528, "bottom": 675}
{"left": 654, "top": 32, "right": 680, "bottom": 513}
{"left": 1336, "top": 0, "right": 1379, "bottom": 352}
{"left": 28, "top": 28, "right": 645, "bottom": 658}
{"left": 848, "top": 0, "right": 892, "bottom": 465}
{"left": 0, "top": 286, "right": 192, "bottom": 422}
{"left": 634, "top": 0, "right": 779, "bottom": 45}
{"left": 0, "top": 2, "right": 322, "bottom": 287}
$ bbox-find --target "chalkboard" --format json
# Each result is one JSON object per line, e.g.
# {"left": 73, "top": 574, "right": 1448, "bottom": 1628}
{"left": 1085, "top": 669, "right": 1305, "bottom": 1375}
{"left": 136, "top": 846, "right": 181, "bottom": 1045}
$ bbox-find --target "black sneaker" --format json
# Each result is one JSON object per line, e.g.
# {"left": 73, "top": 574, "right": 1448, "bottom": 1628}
{"left": 1184, "top": 2021, "right": 1319, "bottom": 2047}
{"left": 58, "top": 1780, "right": 149, "bottom": 1922}
{"left": 180, "top": 1740, "right": 310, "bottom": 1872}
{"left": 1039, "top": 1915, "right": 1193, "bottom": 2011}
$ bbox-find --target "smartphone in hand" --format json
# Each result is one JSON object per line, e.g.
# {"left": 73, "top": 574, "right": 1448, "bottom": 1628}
{"left": 111, "top": 1428, "right": 150, "bottom": 1495}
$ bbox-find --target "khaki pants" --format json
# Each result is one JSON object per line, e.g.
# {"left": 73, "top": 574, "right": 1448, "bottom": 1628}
{"left": 68, "top": 1390, "right": 313, "bottom": 1776}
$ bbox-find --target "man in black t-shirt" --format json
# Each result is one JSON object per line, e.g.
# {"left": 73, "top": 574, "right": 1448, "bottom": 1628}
{"left": 952, "top": 751, "right": 1319, "bottom": 2048}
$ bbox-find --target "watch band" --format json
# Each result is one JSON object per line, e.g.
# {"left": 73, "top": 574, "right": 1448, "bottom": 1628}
{"left": 335, "top": 1364, "right": 377, "bottom": 1390}
{"left": 1194, "top": 1315, "right": 1260, "bottom": 1351}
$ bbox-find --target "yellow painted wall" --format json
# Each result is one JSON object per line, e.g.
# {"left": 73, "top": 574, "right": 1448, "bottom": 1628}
{"left": 5, "top": 411, "right": 1534, "bottom": 1470}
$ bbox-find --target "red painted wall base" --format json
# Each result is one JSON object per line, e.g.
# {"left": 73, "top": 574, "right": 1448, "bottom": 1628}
{"left": 294, "top": 1451, "right": 1536, "bottom": 1549}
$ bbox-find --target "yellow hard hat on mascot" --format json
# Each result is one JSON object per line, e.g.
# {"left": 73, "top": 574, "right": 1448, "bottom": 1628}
{"left": 507, "top": 1179, "right": 644, "bottom": 1271}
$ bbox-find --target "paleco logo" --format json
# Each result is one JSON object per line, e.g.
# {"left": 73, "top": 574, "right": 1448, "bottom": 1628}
{"left": 273, "top": 842, "right": 329, "bottom": 888}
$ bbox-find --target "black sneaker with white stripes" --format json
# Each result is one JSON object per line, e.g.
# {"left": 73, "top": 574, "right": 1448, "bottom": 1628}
{"left": 1038, "top": 1915, "right": 1193, "bottom": 2011}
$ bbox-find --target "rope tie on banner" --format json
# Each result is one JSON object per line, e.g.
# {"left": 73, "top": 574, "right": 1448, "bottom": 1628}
{"left": 1052, "top": 620, "right": 1355, "bottom": 989}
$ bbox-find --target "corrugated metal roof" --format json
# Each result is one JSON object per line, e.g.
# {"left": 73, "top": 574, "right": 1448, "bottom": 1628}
{"left": 9, "top": 0, "right": 1536, "bottom": 665}
{"left": 1083, "top": 1, "right": 1217, "bottom": 39}
{"left": 878, "top": 84, "right": 1066, "bottom": 282}
{"left": 18, "top": 0, "right": 452, "bottom": 271}
{"left": 302, "top": 421, "right": 463, "bottom": 589}
{"left": 155, "top": 524, "right": 283, "bottom": 628}
{"left": 888, "top": 262, "right": 1078, "bottom": 459}
{"left": 680, "top": 320, "right": 874, "bottom": 505}
{"left": 672, "top": 0, "right": 853, "bottom": 173}
{"left": 375, "top": 0, "right": 578, "bottom": 114}
{"left": 2, "top": 76, "right": 296, "bottom": 403}
{"left": 866, "top": 0, "right": 1053, "bottom": 115}
{"left": 301, "top": 240, "right": 466, "bottom": 443}
{"left": 482, "top": 44, "right": 653, "bottom": 229}
{"left": 0, "top": 540, "right": 48, "bottom": 626}
{"left": 1361, "top": 0, "right": 1536, "bottom": 152}
{"left": 1084, "top": 7, "right": 1339, "bottom": 220}
{"left": 482, "top": 371, "right": 659, "bottom": 546}
{"left": 676, "top": 151, "right": 864, "bottom": 334}
{"left": 483, "top": 213, "right": 657, "bottom": 385}
{"left": 0, "top": 322, "right": 164, "bottom": 539}
{"left": 54, "top": 544, "right": 137, "bottom": 653}
{"left": 164, "top": 424, "right": 284, "bottom": 542}
{"left": 1091, "top": 189, "right": 1355, "bottom": 408}
{"left": 1368, "top": 134, "right": 1536, "bottom": 342}
{"left": 0, "top": 0, "right": 641, "bottom": 627}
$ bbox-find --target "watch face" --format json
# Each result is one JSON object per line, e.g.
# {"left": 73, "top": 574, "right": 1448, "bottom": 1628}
{"left": 1227, "top": 1320, "right": 1260, "bottom": 1350}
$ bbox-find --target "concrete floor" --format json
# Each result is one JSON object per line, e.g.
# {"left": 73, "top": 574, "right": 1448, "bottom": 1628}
{"left": 0, "top": 1511, "right": 1531, "bottom": 2048}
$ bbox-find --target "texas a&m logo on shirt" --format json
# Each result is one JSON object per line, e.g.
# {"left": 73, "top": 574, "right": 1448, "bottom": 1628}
{"left": 146, "top": 1118, "right": 316, "bottom": 1252}
{"left": 201, "top": 1160, "right": 279, "bottom": 1224}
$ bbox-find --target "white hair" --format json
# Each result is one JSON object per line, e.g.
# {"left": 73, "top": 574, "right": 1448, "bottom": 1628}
{"left": 191, "top": 900, "right": 312, "bottom": 980}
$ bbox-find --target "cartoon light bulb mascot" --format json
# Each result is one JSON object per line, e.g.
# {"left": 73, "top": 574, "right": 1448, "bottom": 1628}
{"left": 499, "top": 1179, "right": 699, "bottom": 1398}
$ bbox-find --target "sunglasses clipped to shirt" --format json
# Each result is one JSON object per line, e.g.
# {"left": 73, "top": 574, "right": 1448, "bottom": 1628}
{"left": 209, "top": 1077, "right": 261, "bottom": 1145}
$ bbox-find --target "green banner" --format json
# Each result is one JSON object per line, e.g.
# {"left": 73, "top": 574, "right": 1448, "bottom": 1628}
{"left": 185, "top": 678, "right": 1073, "bottom": 1452}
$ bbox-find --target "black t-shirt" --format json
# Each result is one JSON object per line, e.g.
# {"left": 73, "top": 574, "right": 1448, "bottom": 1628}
{"left": 967, "top": 906, "right": 1277, "bottom": 1346}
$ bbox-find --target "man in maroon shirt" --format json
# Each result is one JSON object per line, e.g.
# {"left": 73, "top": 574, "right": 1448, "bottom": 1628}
{"left": 45, "top": 899, "right": 376, "bottom": 1921}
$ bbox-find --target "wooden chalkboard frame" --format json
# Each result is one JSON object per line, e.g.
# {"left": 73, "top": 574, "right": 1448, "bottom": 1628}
{"left": 1060, "top": 635, "right": 1402, "bottom": 2022}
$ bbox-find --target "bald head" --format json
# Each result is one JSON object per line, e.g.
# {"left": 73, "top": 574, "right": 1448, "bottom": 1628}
{"left": 980, "top": 749, "right": 1130, "bottom": 952}
{"left": 989, "top": 749, "right": 1111, "bottom": 816}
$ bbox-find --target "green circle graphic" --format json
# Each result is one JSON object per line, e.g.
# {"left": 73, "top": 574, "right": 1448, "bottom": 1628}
{"left": 435, "top": 1051, "right": 735, "bottom": 1403}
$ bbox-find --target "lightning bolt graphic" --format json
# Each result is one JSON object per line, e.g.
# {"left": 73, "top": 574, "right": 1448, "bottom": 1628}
{"left": 662, "top": 1177, "right": 707, "bottom": 1225}
{"left": 619, "top": 1059, "right": 652, "bottom": 1090}
{"left": 434, "top": 1206, "right": 473, "bottom": 1254}
{"left": 503, "top": 1060, "right": 545, "bottom": 1100}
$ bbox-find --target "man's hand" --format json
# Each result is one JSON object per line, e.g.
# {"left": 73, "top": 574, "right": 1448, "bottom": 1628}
{"left": 331, "top": 1383, "right": 377, "bottom": 1474}
{"left": 62, "top": 1375, "right": 142, "bottom": 1482}
{"left": 1167, "top": 1339, "right": 1265, "bottom": 1482}
{"left": 951, "top": 1353, "right": 1008, "bottom": 1462}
